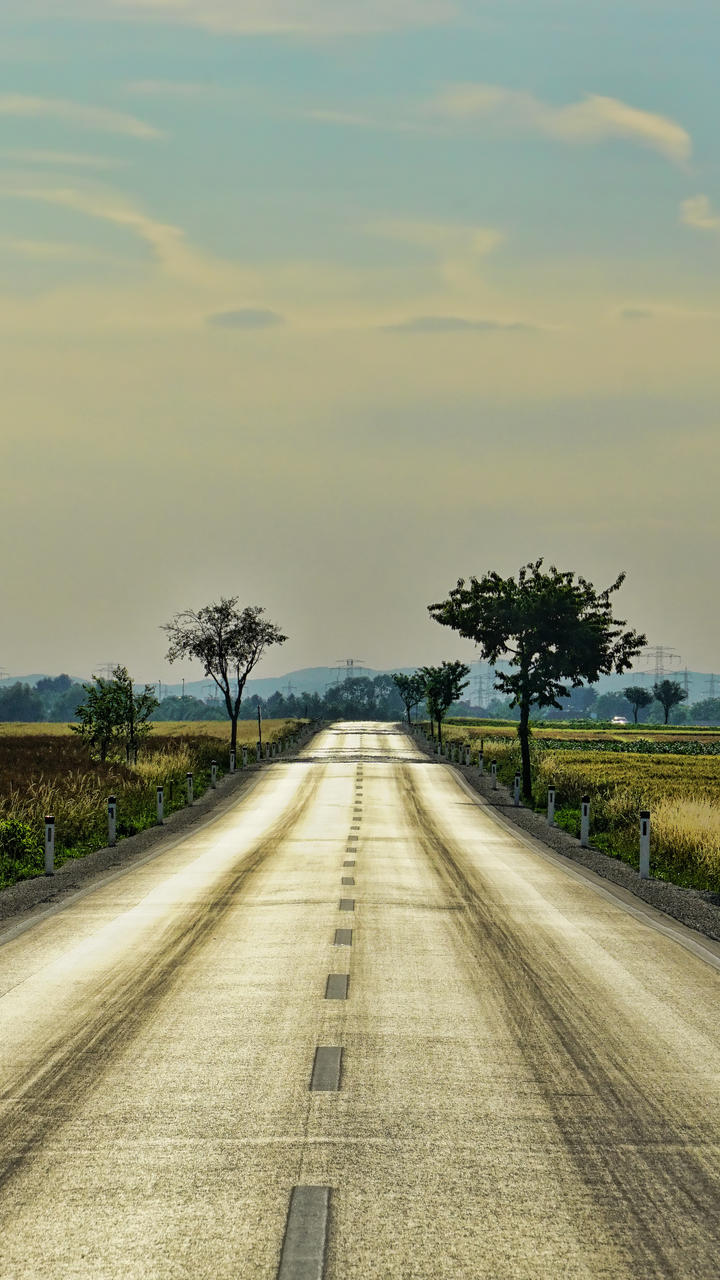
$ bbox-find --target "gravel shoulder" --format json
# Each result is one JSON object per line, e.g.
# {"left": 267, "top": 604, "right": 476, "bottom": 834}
{"left": 415, "top": 734, "right": 720, "bottom": 946}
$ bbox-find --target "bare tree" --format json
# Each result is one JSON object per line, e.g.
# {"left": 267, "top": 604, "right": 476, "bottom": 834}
{"left": 163, "top": 599, "right": 287, "bottom": 754}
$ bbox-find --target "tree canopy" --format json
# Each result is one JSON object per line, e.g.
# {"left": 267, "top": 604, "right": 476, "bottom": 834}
{"left": 420, "top": 661, "right": 470, "bottom": 743}
{"left": 429, "top": 559, "right": 645, "bottom": 795}
{"left": 653, "top": 679, "right": 687, "bottom": 725}
{"left": 392, "top": 672, "right": 427, "bottom": 725}
{"left": 623, "top": 685, "right": 654, "bottom": 724}
{"left": 163, "top": 598, "right": 287, "bottom": 752}
{"left": 72, "top": 666, "right": 157, "bottom": 762}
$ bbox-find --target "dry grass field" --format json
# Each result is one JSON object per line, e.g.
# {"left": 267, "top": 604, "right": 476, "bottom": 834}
{"left": 436, "top": 722, "right": 720, "bottom": 891}
{"left": 0, "top": 719, "right": 302, "bottom": 889}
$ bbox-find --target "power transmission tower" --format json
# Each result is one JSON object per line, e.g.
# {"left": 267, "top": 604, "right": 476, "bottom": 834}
{"left": 96, "top": 662, "right": 119, "bottom": 679}
{"left": 638, "top": 646, "right": 682, "bottom": 685}
{"left": 335, "top": 658, "right": 365, "bottom": 682}
{"left": 707, "top": 674, "right": 717, "bottom": 699}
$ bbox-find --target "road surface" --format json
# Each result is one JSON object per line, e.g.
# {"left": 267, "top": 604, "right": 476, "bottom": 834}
{"left": 1, "top": 722, "right": 719, "bottom": 1278}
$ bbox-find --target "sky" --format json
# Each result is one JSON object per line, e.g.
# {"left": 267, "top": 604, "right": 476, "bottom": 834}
{"left": 1, "top": 0, "right": 719, "bottom": 685}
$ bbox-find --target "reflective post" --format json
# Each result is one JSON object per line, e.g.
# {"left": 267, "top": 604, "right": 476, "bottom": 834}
{"left": 547, "top": 784, "right": 556, "bottom": 827}
{"left": 211, "top": 760, "right": 217, "bottom": 788}
{"left": 229, "top": 749, "right": 236, "bottom": 774}
{"left": 491, "top": 761, "right": 497, "bottom": 790}
{"left": 640, "top": 809, "right": 651, "bottom": 879}
{"left": 186, "top": 772, "right": 194, "bottom": 804}
{"left": 156, "top": 785, "right": 164, "bottom": 825}
{"left": 513, "top": 774, "right": 521, "bottom": 807}
{"left": 580, "top": 795, "right": 590, "bottom": 847}
{"left": 465, "top": 745, "right": 471, "bottom": 766}
{"left": 242, "top": 745, "right": 248, "bottom": 768}
{"left": 44, "top": 815, "right": 55, "bottom": 876}
{"left": 108, "top": 795, "right": 117, "bottom": 848}
{"left": 478, "top": 752, "right": 484, "bottom": 776}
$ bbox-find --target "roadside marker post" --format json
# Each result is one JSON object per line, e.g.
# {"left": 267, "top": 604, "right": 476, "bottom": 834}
{"left": 44, "top": 815, "right": 55, "bottom": 876}
{"left": 478, "top": 752, "right": 484, "bottom": 776}
{"left": 108, "top": 795, "right": 117, "bottom": 848}
{"left": 640, "top": 810, "right": 651, "bottom": 879}
{"left": 513, "top": 774, "right": 521, "bottom": 807}
{"left": 547, "top": 784, "right": 556, "bottom": 826}
{"left": 242, "top": 746, "right": 248, "bottom": 768}
{"left": 257, "top": 740, "right": 262, "bottom": 763}
{"left": 156, "top": 786, "right": 164, "bottom": 825}
{"left": 211, "top": 760, "right": 217, "bottom": 788}
{"left": 229, "top": 749, "right": 236, "bottom": 774}
{"left": 465, "top": 745, "right": 471, "bottom": 766}
{"left": 437, "top": 742, "right": 442, "bottom": 758}
{"left": 580, "top": 795, "right": 591, "bottom": 847}
{"left": 491, "top": 761, "right": 497, "bottom": 790}
{"left": 186, "top": 772, "right": 194, "bottom": 805}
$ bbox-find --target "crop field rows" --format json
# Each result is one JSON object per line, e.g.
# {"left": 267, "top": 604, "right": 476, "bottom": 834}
{"left": 436, "top": 721, "right": 720, "bottom": 893}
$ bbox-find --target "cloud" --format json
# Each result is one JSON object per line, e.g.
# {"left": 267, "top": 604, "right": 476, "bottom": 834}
{"left": 0, "top": 149, "right": 121, "bottom": 170}
{"left": 429, "top": 84, "right": 692, "bottom": 164}
{"left": 0, "top": 94, "right": 162, "bottom": 140}
{"left": 19, "top": 0, "right": 458, "bottom": 37}
{"left": 2, "top": 237, "right": 113, "bottom": 262}
{"left": 0, "top": 182, "right": 205, "bottom": 279}
{"left": 368, "top": 219, "right": 504, "bottom": 257}
{"left": 207, "top": 308, "right": 284, "bottom": 329}
{"left": 383, "top": 315, "right": 536, "bottom": 333}
{"left": 681, "top": 195, "right": 720, "bottom": 232}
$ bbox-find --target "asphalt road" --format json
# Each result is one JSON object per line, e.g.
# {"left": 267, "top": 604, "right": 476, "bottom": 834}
{"left": 1, "top": 722, "right": 720, "bottom": 1278}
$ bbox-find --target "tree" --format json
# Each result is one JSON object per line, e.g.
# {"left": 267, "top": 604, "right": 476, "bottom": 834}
{"left": 73, "top": 666, "right": 157, "bottom": 762}
{"left": 623, "top": 685, "right": 654, "bottom": 724}
{"left": 420, "top": 662, "right": 470, "bottom": 745}
{"left": 688, "top": 697, "right": 720, "bottom": 726}
{"left": 163, "top": 598, "right": 287, "bottom": 754}
{"left": 392, "top": 672, "right": 427, "bottom": 726}
{"left": 0, "top": 682, "right": 45, "bottom": 722}
{"left": 429, "top": 560, "right": 645, "bottom": 798}
{"left": 653, "top": 679, "right": 687, "bottom": 725}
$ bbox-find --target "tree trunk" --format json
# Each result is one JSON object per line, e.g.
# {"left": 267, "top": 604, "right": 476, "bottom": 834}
{"left": 633, "top": 705, "right": 639, "bottom": 724}
{"left": 664, "top": 706, "right": 670, "bottom": 725}
{"left": 519, "top": 700, "right": 532, "bottom": 798}
{"left": 438, "top": 719, "right": 443, "bottom": 747}
{"left": 230, "top": 715, "right": 238, "bottom": 753}
{"left": 407, "top": 706, "right": 411, "bottom": 727}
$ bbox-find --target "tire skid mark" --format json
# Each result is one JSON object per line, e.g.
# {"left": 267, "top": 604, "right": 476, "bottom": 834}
{"left": 401, "top": 766, "right": 720, "bottom": 1278}
{"left": 0, "top": 768, "right": 324, "bottom": 1195}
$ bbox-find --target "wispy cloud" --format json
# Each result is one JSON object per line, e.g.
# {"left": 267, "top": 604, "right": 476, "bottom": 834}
{"left": 0, "top": 94, "right": 162, "bottom": 140}
{"left": 207, "top": 307, "right": 284, "bottom": 329}
{"left": 0, "top": 148, "right": 121, "bottom": 169}
{"left": 2, "top": 237, "right": 113, "bottom": 262}
{"left": 368, "top": 219, "right": 504, "bottom": 257}
{"left": 0, "top": 182, "right": 199, "bottom": 276}
{"left": 428, "top": 84, "right": 692, "bottom": 164}
{"left": 383, "top": 314, "right": 536, "bottom": 333}
{"left": 20, "top": 0, "right": 458, "bottom": 37}
{"left": 681, "top": 194, "right": 720, "bottom": 232}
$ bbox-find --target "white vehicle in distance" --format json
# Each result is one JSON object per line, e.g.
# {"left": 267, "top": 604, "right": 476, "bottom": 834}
{"left": 611, "top": 715, "right": 629, "bottom": 725}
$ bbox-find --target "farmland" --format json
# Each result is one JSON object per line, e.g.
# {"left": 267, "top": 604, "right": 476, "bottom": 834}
{"left": 437, "top": 721, "right": 720, "bottom": 892}
{"left": 0, "top": 720, "right": 302, "bottom": 889}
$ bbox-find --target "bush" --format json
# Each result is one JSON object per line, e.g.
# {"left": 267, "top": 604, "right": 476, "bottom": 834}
{"left": 0, "top": 817, "right": 43, "bottom": 878}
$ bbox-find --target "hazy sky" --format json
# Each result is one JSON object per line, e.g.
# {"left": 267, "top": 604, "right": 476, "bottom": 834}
{"left": 2, "top": 1, "right": 719, "bottom": 685}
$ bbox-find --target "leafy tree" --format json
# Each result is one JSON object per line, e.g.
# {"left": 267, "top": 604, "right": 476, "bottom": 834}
{"left": 0, "top": 683, "right": 45, "bottom": 722}
{"left": 653, "top": 679, "right": 687, "bottom": 725}
{"left": 36, "top": 674, "right": 73, "bottom": 695}
{"left": 73, "top": 666, "right": 157, "bottom": 761}
{"left": 623, "top": 685, "right": 654, "bottom": 724}
{"left": 429, "top": 560, "right": 645, "bottom": 797}
{"left": 420, "top": 662, "right": 470, "bottom": 745}
{"left": 689, "top": 697, "right": 720, "bottom": 726}
{"left": 163, "top": 598, "right": 287, "bottom": 754}
{"left": 392, "top": 672, "right": 427, "bottom": 726}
